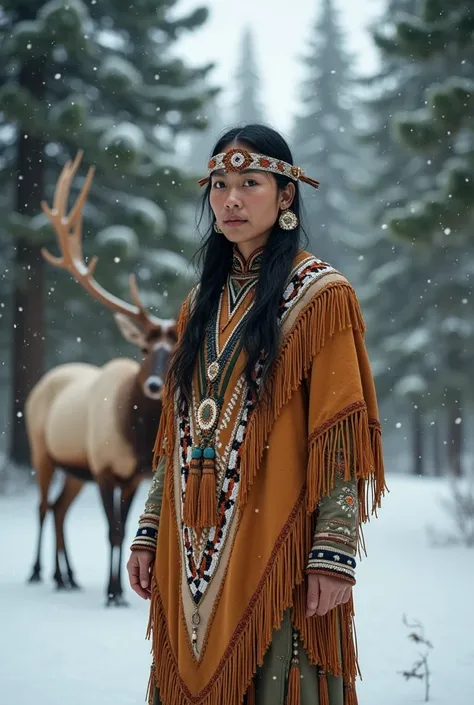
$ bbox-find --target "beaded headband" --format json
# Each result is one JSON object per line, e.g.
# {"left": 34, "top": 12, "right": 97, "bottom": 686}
{"left": 198, "top": 148, "right": 320, "bottom": 189}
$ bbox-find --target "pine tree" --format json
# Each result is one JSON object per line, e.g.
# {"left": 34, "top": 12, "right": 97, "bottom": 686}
{"left": 387, "top": 0, "right": 474, "bottom": 476}
{"left": 358, "top": 0, "right": 474, "bottom": 475}
{"left": 0, "top": 0, "right": 214, "bottom": 467}
{"left": 386, "top": 1, "right": 474, "bottom": 242}
{"left": 291, "top": 0, "right": 360, "bottom": 273}
{"left": 233, "top": 26, "right": 265, "bottom": 125}
{"left": 348, "top": 0, "right": 437, "bottom": 475}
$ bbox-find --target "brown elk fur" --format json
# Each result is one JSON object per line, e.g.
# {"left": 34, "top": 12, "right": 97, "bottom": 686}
{"left": 26, "top": 359, "right": 151, "bottom": 481}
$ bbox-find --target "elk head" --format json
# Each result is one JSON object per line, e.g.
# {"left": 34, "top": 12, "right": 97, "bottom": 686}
{"left": 41, "top": 150, "right": 177, "bottom": 401}
{"left": 114, "top": 312, "right": 177, "bottom": 400}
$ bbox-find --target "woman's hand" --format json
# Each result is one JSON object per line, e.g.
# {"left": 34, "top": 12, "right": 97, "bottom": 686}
{"left": 306, "top": 573, "right": 352, "bottom": 617}
{"left": 126, "top": 550, "right": 154, "bottom": 600}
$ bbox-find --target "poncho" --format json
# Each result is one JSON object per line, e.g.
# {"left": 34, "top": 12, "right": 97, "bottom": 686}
{"left": 146, "top": 248, "right": 385, "bottom": 705}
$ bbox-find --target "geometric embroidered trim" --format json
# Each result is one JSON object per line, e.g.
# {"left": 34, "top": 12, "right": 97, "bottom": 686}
{"left": 307, "top": 546, "right": 356, "bottom": 569}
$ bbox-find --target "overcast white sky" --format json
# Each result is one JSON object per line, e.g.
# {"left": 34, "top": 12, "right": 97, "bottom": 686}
{"left": 174, "top": 0, "right": 382, "bottom": 136}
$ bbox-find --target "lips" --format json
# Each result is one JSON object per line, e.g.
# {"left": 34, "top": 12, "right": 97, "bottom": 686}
{"left": 224, "top": 218, "right": 247, "bottom": 224}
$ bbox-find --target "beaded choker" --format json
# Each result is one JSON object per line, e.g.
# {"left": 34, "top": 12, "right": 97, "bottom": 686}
{"left": 231, "top": 246, "right": 263, "bottom": 277}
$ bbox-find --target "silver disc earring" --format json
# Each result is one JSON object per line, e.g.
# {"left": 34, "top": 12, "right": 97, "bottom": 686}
{"left": 213, "top": 221, "right": 223, "bottom": 234}
{"left": 278, "top": 209, "right": 299, "bottom": 231}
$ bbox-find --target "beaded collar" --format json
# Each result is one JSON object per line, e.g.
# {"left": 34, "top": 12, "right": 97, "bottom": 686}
{"left": 231, "top": 246, "right": 264, "bottom": 277}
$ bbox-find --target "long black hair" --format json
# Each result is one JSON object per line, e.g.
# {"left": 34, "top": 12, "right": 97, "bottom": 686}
{"left": 169, "top": 123, "right": 308, "bottom": 407}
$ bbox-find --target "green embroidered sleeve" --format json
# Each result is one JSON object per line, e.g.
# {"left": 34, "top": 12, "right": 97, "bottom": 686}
{"left": 306, "top": 449, "right": 358, "bottom": 585}
{"left": 130, "top": 455, "right": 166, "bottom": 553}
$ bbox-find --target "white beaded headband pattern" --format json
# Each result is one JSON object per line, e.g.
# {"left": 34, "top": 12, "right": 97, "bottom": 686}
{"left": 198, "top": 148, "right": 320, "bottom": 189}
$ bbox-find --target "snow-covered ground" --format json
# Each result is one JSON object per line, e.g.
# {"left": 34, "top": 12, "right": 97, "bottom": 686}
{"left": 0, "top": 474, "right": 472, "bottom": 705}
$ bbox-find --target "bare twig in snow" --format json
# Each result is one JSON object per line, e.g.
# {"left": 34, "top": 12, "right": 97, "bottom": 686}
{"left": 398, "top": 615, "right": 433, "bottom": 702}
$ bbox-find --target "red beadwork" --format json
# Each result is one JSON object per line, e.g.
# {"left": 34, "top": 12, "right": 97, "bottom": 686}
{"left": 223, "top": 148, "right": 252, "bottom": 172}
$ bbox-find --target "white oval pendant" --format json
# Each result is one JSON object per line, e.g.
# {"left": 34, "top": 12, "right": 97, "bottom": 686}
{"left": 197, "top": 397, "right": 219, "bottom": 432}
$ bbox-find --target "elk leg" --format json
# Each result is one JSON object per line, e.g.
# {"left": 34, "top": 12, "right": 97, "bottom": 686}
{"left": 28, "top": 452, "right": 55, "bottom": 583}
{"left": 96, "top": 471, "right": 123, "bottom": 606}
{"left": 114, "top": 478, "right": 141, "bottom": 603}
{"left": 52, "top": 474, "right": 84, "bottom": 590}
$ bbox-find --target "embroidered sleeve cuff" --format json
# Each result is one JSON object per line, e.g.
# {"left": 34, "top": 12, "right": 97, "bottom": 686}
{"left": 306, "top": 546, "right": 356, "bottom": 585}
{"left": 130, "top": 513, "right": 159, "bottom": 553}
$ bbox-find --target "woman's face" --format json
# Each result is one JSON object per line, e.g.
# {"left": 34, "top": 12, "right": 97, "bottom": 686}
{"left": 209, "top": 141, "right": 295, "bottom": 254}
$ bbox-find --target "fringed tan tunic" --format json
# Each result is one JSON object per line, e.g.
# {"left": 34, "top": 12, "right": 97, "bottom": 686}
{"left": 131, "top": 247, "right": 385, "bottom": 705}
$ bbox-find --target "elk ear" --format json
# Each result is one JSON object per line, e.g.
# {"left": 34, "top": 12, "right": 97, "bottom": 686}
{"left": 113, "top": 313, "right": 147, "bottom": 347}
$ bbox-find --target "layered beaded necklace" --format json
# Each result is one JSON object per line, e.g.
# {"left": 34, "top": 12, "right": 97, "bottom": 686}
{"left": 194, "top": 295, "right": 248, "bottom": 476}
{"left": 183, "top": 283, "right": 254, "bottom": 529}
{"left": 182, "top": 247, "right": 263, "bottom": 652}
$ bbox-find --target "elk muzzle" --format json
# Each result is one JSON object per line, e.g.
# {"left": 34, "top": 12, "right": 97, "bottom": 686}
{"left": 144, "top": 375, "right": 164, "bottom": 399}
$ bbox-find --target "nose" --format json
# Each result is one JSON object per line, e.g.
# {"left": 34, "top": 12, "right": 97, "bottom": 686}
{"left": 225, "top": 187, "right": 242, "bottom": 209}
{"left": 144, "top": 375, "right": 163, "bottom": 399}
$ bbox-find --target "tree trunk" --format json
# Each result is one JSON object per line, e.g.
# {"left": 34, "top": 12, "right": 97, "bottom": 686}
{"left": 446, "top": 389, "right": 463, "bottom": 477}
{"left": 412, "top": 404, "right": 424, "bottom": 476}
{"left": 432, "top": 415, "right": 442, "bottom": 477}
{"left": 8, "top": 59, "right": 46, "bottom": 468}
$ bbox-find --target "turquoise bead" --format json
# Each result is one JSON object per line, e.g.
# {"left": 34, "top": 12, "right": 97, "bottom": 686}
{"left": 191, "top": 447, "right": 203, "bottom": 459}
{"left": 203, "top": 446, "right": 215, "bottom": 459}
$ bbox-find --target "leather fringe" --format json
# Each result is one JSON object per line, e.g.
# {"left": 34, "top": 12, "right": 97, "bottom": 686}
{"left": 146, "top": 663, "right": 155, "bottom": 705}
{"left": 299, "top": 173, "right": 320, "bottom": 190}
{"left": 146, "top": 489, "right": 313, "bottom": 705}
{"left": 292, "top": 585, "right": 360, "bottom": 698}
{"left": 238, "top": 282, "right": 365, "bottom": 511}
{"left": 306, "top": 404, "right": 385, "bottom": 521}
{"left": 146, "top": 484, "right": 360, "bottom": 705}
{"left": 292, "top": 583, "right": 344, "bottom": 678}
{"left": 318, "top": 672, "right": 329, "bottom": 705}
{"left": 182, "top": 466, "right": 200, "bottom": 527}
{"left": 151, "top": 394, "right": 171, "bottom": 472}
{"left": 286, "top": 661, "right": 301, "bottom": 705}
{"left": 344, "top": 684, "right": 358, "bottom": 705}
{"left": 197, "top": 465, "right": 218, "bottom": 528}
{"left": 368, "top": 421, "right": 387, "bottom": 518}
{"left": 152, "top": 294, "right": 191, "bottom": 471}
{"left": 246, "top": 680, "right": 256, "bottom": 705}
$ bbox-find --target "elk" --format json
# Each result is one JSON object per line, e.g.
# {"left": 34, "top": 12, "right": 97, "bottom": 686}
{"left": 25, "top": 151, "right": 178, "bottom": 606}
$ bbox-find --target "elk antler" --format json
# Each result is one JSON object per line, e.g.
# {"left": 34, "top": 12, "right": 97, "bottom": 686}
{"left": 41, "top": 150, "right": 162, "bottom": 330}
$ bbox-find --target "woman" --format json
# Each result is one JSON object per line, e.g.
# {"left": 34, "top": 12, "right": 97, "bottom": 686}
{"left": 127, "top": 124, "right": 385, "bottom": 705}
